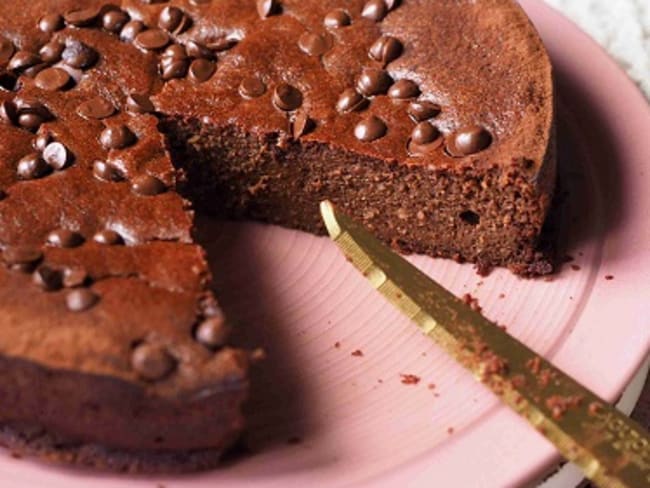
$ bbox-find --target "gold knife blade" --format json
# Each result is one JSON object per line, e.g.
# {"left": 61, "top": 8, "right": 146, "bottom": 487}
{"left": 320, "top": 200, "right": 650, "bottom": 488}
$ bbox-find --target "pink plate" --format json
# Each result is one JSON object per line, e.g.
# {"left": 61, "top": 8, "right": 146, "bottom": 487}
{"left": 2, "top": 1, "right": 649, "bottom": 486}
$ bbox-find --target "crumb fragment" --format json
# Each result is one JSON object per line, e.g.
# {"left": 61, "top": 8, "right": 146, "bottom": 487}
{"left": 334, "top": 341, "right": 341, "bottom": 349}
{"left": 351, "top": 349, "right": 363, "bottom": 357}
{"left": 570, "top": 264, "right": 581, "bottom": 271}
{"left": 462, "top": 293, "right": 482, "bottom": 312}
{"left": 545, "top": 395, "right": 583, "bottom": 420}
{"left": 447, "top": 427, "right": 454, "bottom": 435}
{"left": 526, "top": 356, "right": 542, "bottom": 375}
{"left": 400, "top": 374, "right": 420, "bottom": 385}
{"left": 588, "top": 401, "right": 603, "bottom": 416}
{"left": 605, "top": 275, "right": 614, "bottom": 280}
{"left": 498, "top": 293, "right": 505, "bottom": 299}
{"left": 427, "top": 383, "right": 436, "bottom": 390}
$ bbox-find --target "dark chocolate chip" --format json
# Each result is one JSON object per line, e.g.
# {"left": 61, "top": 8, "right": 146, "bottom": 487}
{"left": 273, "top": 83, "right": 302, "bottom": 111}
{"left": 33, "top": 132, "right": 52, "bottom": 152}
{"left": 93, "top": 229, "right": 123, "bottom": 245}
{"left": 369, "top": 36, "right": 402, "bottom": 65}
{"left": 46, "top": 229, "right": 84, "bottom": 248}
{"left": 22, "top": 63, "right": 48, "bottom": 79}
{"left": 291, "top": 112, "right": 314, "bottom": 139}
{"left": 188, "top": 58, "right": 215, "bottom": 82}
{"left": 131, "top": 343, "right": 176, "bottom": 381}
{"left": 15, "top": 97, "right": 51, "bottom": 118}
{"left": 77, "top": 96, "right": 115, "bottom": 120}
{"left": 0, "top": 100, "right": 17, "bottom": 125}
{"left": 63, "top": 7, "right": 101, "bottom": 27}
{"left": 298, "top": 32, "right": 330, "bottom": 57}
{"left": 66, "top": 288, "right": 99, "bottom": 312}
{"left": 62, "top": 40, "right": 98, "bottom": 69}
{"left": 411, "top": 121, "right": 440, "bottom": 145}
{"left": 387, "top": 79, "right": 419, "bottom": 99}
{"left": 336, "top": 88, "right": 367, "bottom": 113}
{"left": 126, "top": 93, "right": 155, "bottom": 113}
{"left": 17, "top": 153, "right": 50, "bottom": 179}
{"left": 354, "top": 115, "right": 387, "bottom": 142}
{"left": 324, "top": 9, "right": 351, "bottom": 28}
{"left": 7, "top": 51, "right": 40, "bottom": 72}
{"left": 0, "top": 39, "right": 15, "bottom": 65}
{"left": 361, "top": 0, "right": 388, "bottom": 21}
{"left": 34, "top": 67, "right": 72, "bottom": 91}
{"left": 92, "top": 160, "right": 123, "bottom": 182}
{"left": 131, "top": 174, "right": 167, "bottom": 196}
{"left": 2, "top": 246, "right": 43, "bottom": 267}
{"left": 186, "top": 41, "right": 214, "bottom": 59}
{"left": 160, "top": 57, "right": 189, "bottom": 80}
{"left": 43, "top": 142, "right": 70, "bottom": 170}
{"left": 407, "top": 101, "right": 441, "bottom": 122}
{"left": 102, "top": 10, "right": 130, "bottom": 33}
{"left": 205, "top": 37, "right": 238, "bottom": 52}
{"left": 134, "top": 29, "right": 170, "bottom": 51}
{"left": 195, "top": 316, "right": 230, "bottom": 349}
{"left": 446, "top": 126, "right": 493, "bottom": 156}
{"left": 100, "top": 125, "right": 136, "bottom": 150}
{"left": 257, "top": 0, "right": 279, "bottom": 19}
{"left": 159, "top": 6, "right": 190, "bottom": 34}
{"left": 356, "top": 68, "right": 393, "bottom": 97}
{"left": 38, "top": 14, "right": 64, "bottom": 33}
{"left": 162, "top": 44, "right": 188, "bottom": 60}
{"left": 17, "top": 113, "right": 45, "bottom": 131}
{"left": 39, "top": 41, "right": 65, "bottom": 64}
{"left": 33, "top": 266, "right": 63, "bottom": 291}
{"left": 62, "top": 266, "right": 88, "bottom": 288}
{"left": 239, "top": 77, "right": 266, "bottom": 99}
{"left": 120, "top": 20, "right": 145, "bottom": 42}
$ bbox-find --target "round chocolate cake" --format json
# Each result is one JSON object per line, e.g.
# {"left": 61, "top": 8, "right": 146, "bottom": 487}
{"left": 0, "top": 0, "right": 554, "bottom": 472}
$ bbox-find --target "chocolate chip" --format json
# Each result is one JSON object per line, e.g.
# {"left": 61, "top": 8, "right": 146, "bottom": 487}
{"left": 273, "top": 83, "right": 302, "bottom": 111}
{"left": 131, "top": 343, "right": 176, "bottom": 381}
{"left": 100, "top": 125, "right": 136, "bottom": 150}
{"left": 336, "top": 88, "right": 367, "bottom": 113}
{"left": 22, "top": 63, "right": 48, "bottom": 79}
{"left": 33, "top": 266, "right": 63, "bottom": 291}
{"left": 385, "top": 0, "right": 399, "bottom": 9}
{"left": 46, "top": 229, "right": 84, "bottom": 248}
{"left": 162, "top": 44, "right": 188, "bottom": 60}
{"left": 257, "top": 0, "right": 279, "bottom": 19}
{"left": 66, "top": 288, "right": 99, "bottom": 312}
{"left": 362, "top": 0, "right": 388, "bottom": 21}
{"left": 446, "top": 126, "right": 493, "bottom": 156}
{"left": 195, "top": 316, "right": 230, "bottom": 349}
{"left": 34, "top": 67, "right": 72, "bottom": 91}
{"left": 205, "top": 37, "right": 237, "bottom": 52}
{"left": 407, "top": 101, "right": 441, "bottom": 122}
{"left": 324, "top": 9, "right": 351, "bottom": 28}
{"left": 0, "top": 71, "right": 17, "bottom": 91}
{"left": 356, "top": 68, "right": 392, "bottom": 97}
{"left": 0, "top": 39, "right": 15, "bottom": 65}
{"left": 131, "top": 174, "right": 167, "bottom": 196}
{"left": 62, "top": 40, "right": 98, "bottom": 69}
{"left": 126, "top": 93, "right": 155, "bottom": 113}
{"left": 411, "top": 121, "right": 440, "bottom": 145}
{"left": 92, "top": 160, "right": 123, "bottom": 182}
{"left": 159, "top": 6, "right": 190, "bottom": 34}
{"left": 17, "top": 113, "right": 46, "bottom": 131}
{"left": 186, "top": 41, "right": 213, "bottom": 59}
{"left": 42, "top": 142, "right": 70, "bottom": 170}
{"left": 15, "top": 97, "right": 51, "bottom": 118}
{"left": 38, "top": 14, "right": 64, "bottom": 33}
{"left": 93, "top": 229, "right": 123, "bottom": 245}
{"left": 39, "top": 41, "right": 65, "bottom": 64}
{"left": 291, "top": 112, "right": 314, "bottom": 139}
{"left": 134, "top": 29, "right": 170, "bottom": 51}
{"left": 188, "top": 58, "right": 215, "bottom": 83}
{"left": 17, "top": 153, "right": 50, "bottom": 179}
{"left": 120, "top": 20, "right": 145, "bottom": 42}
{"left": 0, "top": 100, "right": 17, "bottom": 125}
{"left": 77, "top": 96, "right": 115, "bottom": 120}
{"left": 62, "top": 266, "right": 88, "bottom": 288}
{"left": 239, "top": 77, "right": 266, "bottom": 99}
{"left": 2, "top": 246, "right": 43, "bottom": 267}
{"left": 102, "top": 9, "right": 130, "bottom": 33}
{"left": 369, "top": 36, "right": 402, "bottom": 66}
{"left": 298, "top": 32, "right": 330, "bottom": 57}
{"left": 354, "top": 115, "right": 387, "bottom": 142}
{"left": 33, "top": 132, "right": 51, "bottom": 151}
{"left": 7, "top": 51, "right": 40, "bottom": 72}
{"left": 388, "top": 79, "right": 419, "bottom": 99}
{"left": 64, "top": 7, "right": 101, "bottom": 27}
{"left": 160, "top": 57, "right": 189, "bottom": 80}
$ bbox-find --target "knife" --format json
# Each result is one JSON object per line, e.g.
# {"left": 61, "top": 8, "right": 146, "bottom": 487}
{"left": 319, "top": 200, "right": 650, "bottom": 488}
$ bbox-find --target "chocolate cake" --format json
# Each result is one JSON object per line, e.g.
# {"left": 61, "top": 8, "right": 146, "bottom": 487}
{"left": 0, "top": 0, "right": 555, "bottom": 472}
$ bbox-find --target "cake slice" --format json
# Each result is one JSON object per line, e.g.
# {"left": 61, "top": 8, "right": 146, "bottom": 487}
{"left": 0, "top": 0, "right": 555, "bottom": 472}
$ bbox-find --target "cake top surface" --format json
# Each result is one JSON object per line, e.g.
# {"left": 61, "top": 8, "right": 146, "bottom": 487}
{"left": 0, "top": 0, "right": 552, "bottom": 396}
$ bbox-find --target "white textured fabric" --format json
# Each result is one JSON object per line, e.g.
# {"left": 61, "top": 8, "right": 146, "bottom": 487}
{"left": 543, "top": 0, "right": 650, "bottom": 99}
